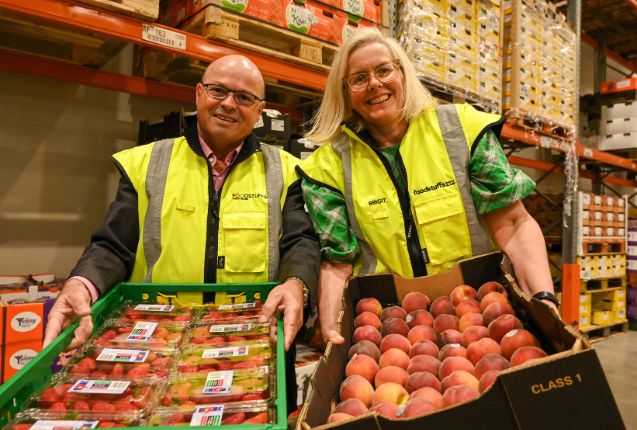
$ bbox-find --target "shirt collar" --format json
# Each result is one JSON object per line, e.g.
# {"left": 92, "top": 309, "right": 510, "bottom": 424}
{"left": 198, "top": 131, "right": 244, "bottom": 166}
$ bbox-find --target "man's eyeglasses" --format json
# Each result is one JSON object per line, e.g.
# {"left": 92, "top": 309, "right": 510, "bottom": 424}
{"left": 201, "top": 83, "right": 264, "bottom": 107}
{"left": 344, "top": 61, "right": 401, "bottom": 91}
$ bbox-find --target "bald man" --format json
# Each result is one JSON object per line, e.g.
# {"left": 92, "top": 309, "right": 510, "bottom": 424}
{"left": 45, "top": 56, "right": 320, "bottom": 362}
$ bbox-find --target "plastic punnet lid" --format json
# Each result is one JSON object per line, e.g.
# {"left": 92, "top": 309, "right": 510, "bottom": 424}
{"left": 21, "top": 376, "right": 161, "bottom": 417}
{"left": 187, "top": 322, "right": 270, "bottom": 346}
{"left": 6, "top": 410, "right": 145, "bottom": 429}
{"left": 64, "top": 346, "right": 175, "bottom": 380}
{"left": 148, "top": 403, "right": 272, "bottom": 426}
{"left": 197, "top": 301, "right": 263, "bottom": 324}
{"left": 92, "top": 319, "right": 187, "bottom": 350}
{"left": 177, "top": 340, "right": 273, "bottom": 373}
{"left": 111, "top": 301, "right": 194, "bottom": 325}
{"left": 162, "top": 366, "right": 273, "bottom": 406}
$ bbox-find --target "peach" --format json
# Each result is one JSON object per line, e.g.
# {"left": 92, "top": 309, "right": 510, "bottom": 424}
{"left": 455, "top": 299, "right": 481, "bottom": 318}
{"left": 381, "top": 318, "right": 410, "bottom": 337}
{"left": 477, "top": 281, "right": 506, "bottom": 300}
{"left": 372, "top": 382, "right": 409, "bottom": 406}
{"left": 410, "top": 387, "right": 444, "bottom": 409}
{"left": 346, "top": 354, "right": 379, "bottom": 383}
{"left": 353, "top": 325, "right": 382, "bottom": 346}
{"left": 400, "top": 398, "right": 438, "bottom": 418}
{"left": 433, "top": 314, "right": 459, "bottom": 334}
{"left": 474, "top": 354, "right": 510, "bottom": 379}
{"left": 380, "top": 333, "right": 412, "bottom": 354}
{"left": 375, "top": 365, "right": 409, "bottom": 387}
{"left": 488, "top": 314, "right": 523, "bottom": 343}
{"left": 438, "top": 343, "right": 467, "bottom": 361}
{"left": 466, "top": 337, "right": 501, "bottom": 365}
{"left": 500, "top": 329, "right": 538, "bottom": 359}
{"left": 440, "top": 369, "right": 479, "bottom": 393}
{"left": 510, "top": 346, "right": 548, "bottom": 367}
{"left": 478, "top": 369, "right": 501, "bottom": 393}
{"left": 479, "top": 291, "right": 509, "bottom": 312}
{"left": 405, "top": 371, "right": 441, "bottom": 393}
{"left": 327, "top": 413, "right": 353, "bottom": 423}
{"left": 356, "top": 297, "right": 382, "bottom": 316}
{"left": 442, "top": 385, "right": 480, "bottom": 407}
{"left": 407, "top": 325, "right": 437, "bottom": 345}
{"left": 369, "top": 401, "right": 398, "bottom": 418}
{"left": 379, "top": 348, "right": 410, "bottom": 370}
{"left": 482, "top": 301, "right": 514, "bottom": 326}
{"left": 354, "top": 311, "right": 382, "bottom": 330}
{"left": 334, "top": 398, "right": 368, "bottom": 416}
{"left": 380, "top": 306, "right": 407, "bottom": 321}
{"left": 401, "top": 291, "right": 431, "bottom": 313}
{"left": 340, "top": 375, "right": 375, "bottom": 406}
{"left": 429, "top": 296, "right": 455, "bottom": 317}
{"left": 407, "top": 355, "right": 441, "bottom": 375}
{"left": 449, "top": 284, "right": 477, "bottom": 306}
{"left": 458, "top": 312, "right": 484, "bottom": 333}
{"left": 348, "top": 340, "right": 381, "bottom": 362}
{"left": 406, "top": 310, "right": 434, "bottom": 328}
{"left": 409, "top": 340, "right": 439, "bottom": 358}
{"left": 437, "top": 329, "right": 463, "bottom": 347}
{"left": 438, "top": 356, "right": 475, "bottom": 380}
{"left": 461, "top": 325, "right": 489, "bottom": 347}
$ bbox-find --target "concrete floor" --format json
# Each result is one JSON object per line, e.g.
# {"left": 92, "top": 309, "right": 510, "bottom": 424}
{"left": 594, "top": 330, "right": 637, "bottom": 430}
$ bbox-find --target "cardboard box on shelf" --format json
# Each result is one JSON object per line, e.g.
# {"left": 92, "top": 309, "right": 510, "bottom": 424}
{"left": 253, "top": 109, "right": 293, "bottom": 144}
{"left": 283, "top": 0, "right": 345, "bottom": 44}
{"left": 2, "top": 340, "right": 42, "bottom": 383}
{"left": 1, "top": 301, "right": 44, "bottom": 344}
{"left": 602, "top": 101, "right": 637, "bottom": 122}
{"left": 191, "top": 0, "right": 285, "bottom": 26}
{"left": 298, "top": 252, "right": 625, "bottom": 430}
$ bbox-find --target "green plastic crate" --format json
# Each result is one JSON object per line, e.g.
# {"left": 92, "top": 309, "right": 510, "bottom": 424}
{"left": 0, "top": 282, "right": 287, "bottom": 430}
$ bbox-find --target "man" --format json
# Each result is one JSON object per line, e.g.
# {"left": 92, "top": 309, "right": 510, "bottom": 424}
{"left": 43, "top": 56, "right": 320, "bottom": 406}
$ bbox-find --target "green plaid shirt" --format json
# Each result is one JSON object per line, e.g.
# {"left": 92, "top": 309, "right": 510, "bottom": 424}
{"left": 301, "top": 130, "right": 535, "bottom": 263}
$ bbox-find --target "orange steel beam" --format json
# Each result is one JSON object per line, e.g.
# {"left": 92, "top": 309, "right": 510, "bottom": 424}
{"left": 0, "top": 48, "right": 195, "bottom": 104}
{"left": 0, "top": 0, "right": 328, "bottom": 91}
{"left": 561, "top": 264, "right": 580, "bottom": 326}
{"left": 581, "top": 32, "right": 636, "bottom": 73}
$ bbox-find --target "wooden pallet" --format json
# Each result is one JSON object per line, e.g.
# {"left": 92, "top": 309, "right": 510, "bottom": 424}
{"left": 74, "top": 0, "right": 159, "bottom": 21}
{"left": 421, "top": 75, "right": 501, "bottom": 114}
{"left": 580, "top": 277, "right": 626, "bottom": 292}
{"left": 580, "top": 320, "right": 628, "bottom": 342}
{"left": 505, "top": 109, "right": 575, "bottom": 139}
{"left": 581, "top": 239, "right": 626, "bottom": 256}
{"left": 181, "top": 5, "right": 336, "bottom": 70}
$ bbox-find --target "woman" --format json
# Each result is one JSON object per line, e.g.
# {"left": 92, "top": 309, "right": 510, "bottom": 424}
{"left": 297, "top": 27, "right": 558, "bottom": 344}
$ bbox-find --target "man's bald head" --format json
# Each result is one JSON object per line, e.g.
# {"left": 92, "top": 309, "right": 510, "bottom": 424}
{"left": 203, "top": 55, "right": 265, "bottom": 99}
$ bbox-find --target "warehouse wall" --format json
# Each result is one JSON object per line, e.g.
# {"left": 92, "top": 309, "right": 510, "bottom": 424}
{"left": 0, "top": 45, "right": 193, "bottom": 277}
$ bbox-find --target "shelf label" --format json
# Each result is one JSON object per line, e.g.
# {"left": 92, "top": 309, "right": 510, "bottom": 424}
{"left": 142, "top": 24, "right": 186, "bottom": 50}
{"left": 539, "top": 135, "right": 559, "bottom": 149}
{"left": 583, "top": 147, "right": 593, "bottom": 157}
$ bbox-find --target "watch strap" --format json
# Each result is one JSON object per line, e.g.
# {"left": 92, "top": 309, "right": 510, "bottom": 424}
{"left": 532, "top": 290, "right": 560, "bottom": 307}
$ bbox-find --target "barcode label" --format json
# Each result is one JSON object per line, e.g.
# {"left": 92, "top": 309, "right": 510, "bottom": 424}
{"left": 141, "top": 24, "right": 186, "bottom": 50}
{"left": 127, "top": 321, "right": 157, "bottom": 342}
{"left": 134, "top": 304, "right": 174, "bottom": 312}
{"left": 218, "top": 302, "right": 256, "bottom": 310}
{"left": 68, "top": 379, "right": 130, "bottom": 395}
{"left": 203, "top": 370, "right": 234, "bottom": 394}
{"left": 202, "top": 346, "right": 249, "bottom": 359}
{"left": 209, "top": 323, "right": 252, "bottom": 333}
{"left": 190, "top": 404, "right": 224, "bottom": 426}
{"left": 97, "top": 348, "right": 149, "bottom": 363}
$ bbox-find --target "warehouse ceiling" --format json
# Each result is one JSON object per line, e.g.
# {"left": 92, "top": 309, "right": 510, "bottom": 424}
{"left": 577, "top": 0, "right": 637, "bottom": 69}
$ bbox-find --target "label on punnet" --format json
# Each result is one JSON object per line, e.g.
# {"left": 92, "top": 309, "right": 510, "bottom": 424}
{"left": 31, "top": 420, "right": 99, "bottom": 430}
{"left": 203, "top": 370, "right": 234, "bottom": 394}
{"left": 209, "top": 323, "right": 252, "bottom": 333}
{"left": 127, "top": 321, "right": 157, "bottom": 342}
{"left": 134, "top": 304, "right": 175, "bottom": 312}
{"left": 68, "top": 379, "right": 131, "bottom": 395}
{"left": 97, "top": 348, "right": 149, "bottom": 363}
{"left": 202, "top": 346, "right": 249, "bottom": 359}
{"left": 218, "top": 302, "right": 256, "bottom": 310}
{"left": 190, "top": 404, "right": 225, "bottom": 426}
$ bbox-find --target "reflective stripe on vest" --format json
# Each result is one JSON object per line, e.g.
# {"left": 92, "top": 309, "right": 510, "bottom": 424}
{"left": 332, "top": 133, "right": 378, "bottom": 275}
{"left": 142, "top": 138, "right": 174, "bottom": 282}
{"left": 260, "top": 144, "right": 283, "bottom": 282}
{"left": 435, "top": 105, "right": 492, "bottom": 256}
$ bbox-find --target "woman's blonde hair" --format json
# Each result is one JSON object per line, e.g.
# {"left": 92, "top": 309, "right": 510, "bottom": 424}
{"left": 305, "top": 27, "right": 437, "bottom": 143}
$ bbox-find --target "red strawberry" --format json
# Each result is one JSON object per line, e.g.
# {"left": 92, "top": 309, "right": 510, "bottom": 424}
{"left": 227, "top": 335, "right": 247, "bottom": 343}
{"left": 151, "top": 357, "right": 171, "bottom": 368}
{"left": 90, "top": 370, "right": 108, "bottom": 378}
{"left": 69, "top": 366, "right": 91, "bottom": 375}
{"left": 155, "top": 368, "right": 169, "bottom": 378}
{"left": 177, "top": 365, "right": 198, "bottom": 373}
{"left": 192, "top": 337, "right": 206, "bottom": 344}
{"left": 49, "top": 402, "right": 67, "bottom": 410}
{"left": 97, "top": 422, "right": 117, "bottom": 428}
{"left": 244, "top": 412, "right": 269, "bottom": 424}
{"left": 166, "top": 413, "right": 185, "bottom": 425}
{"left": 111, "top": 363, "right": 125, "bottom": 376}
{"left": 92, "top": 401, "right": 116, "bottom": 412}
{"left": 12, "top": 424, "right": 33, "bottom": 430}
{"left": 73, "top": 401, "right": 91, "bottom": 411}
{"left": 127, "top": 363, "right": 151, "bottom": 378}
{"left": 175, "top": 314, "right": 191, "bottom": 321}
{"left": 40, "top": 387, "right": 61, "bottom": 404}
{"left": 154, "top": 326, "right": 169, "bottom": 338}
{"left": 242, "top": 392, "right": 266, "bottom": 401}
{"left": 162, "top": 394, "right": 173, "bottom": 407}
{"left": 102, "top": 330, "right": 117, "bottom": 340}
{"left": 77, "top": 357, "right": 96, "bottom": 372}
{"left": 114, "top": 401, "right": 139, "bottom": 412}
{"left": 221, "top": 412, "right": 246, "bottom": 425}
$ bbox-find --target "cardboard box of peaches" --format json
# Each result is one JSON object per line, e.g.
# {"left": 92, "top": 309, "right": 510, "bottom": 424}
{"left": 297, "top": 252, "right": 626, "bottom": 429}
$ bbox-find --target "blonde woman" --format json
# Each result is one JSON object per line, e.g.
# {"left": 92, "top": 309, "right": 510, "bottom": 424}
{"left": 298, "top": 28, "right": 557, "bottom": 344}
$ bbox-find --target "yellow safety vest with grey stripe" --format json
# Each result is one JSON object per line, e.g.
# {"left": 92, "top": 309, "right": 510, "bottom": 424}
{"left": 113, "top": 136, "right": 299, "bottom": 286}
{"left": 300, "top": 104, "right": 502, "bottom": 277}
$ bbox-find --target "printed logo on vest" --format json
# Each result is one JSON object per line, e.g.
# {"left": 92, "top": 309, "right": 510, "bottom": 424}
{"left": 231, "top": 193, "right": 268, "bottom": 200}
{"left": 368, "top": 197, "right": 386, "bottom": 206}
{"left": 413, "top": 179, "right": 456, "bottom": 195}
{"left": 217, "top": 256, "right": 225, "bottom": 269}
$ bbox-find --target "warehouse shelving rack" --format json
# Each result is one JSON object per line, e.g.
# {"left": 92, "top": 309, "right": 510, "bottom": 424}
{"left": 0, "top": 0, "right": 635, "bottom": 331}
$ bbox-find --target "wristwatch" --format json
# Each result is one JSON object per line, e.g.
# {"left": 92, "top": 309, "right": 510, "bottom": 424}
{"left": 287, "top": 276, "right": 310, "bottom": 308}
{"left": 532, "top": 291, "right": 560, "bottom": 307}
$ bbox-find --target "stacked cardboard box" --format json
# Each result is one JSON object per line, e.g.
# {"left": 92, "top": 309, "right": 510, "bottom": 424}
{"left": 502, "top": 0, "right": 575, "bottom": 130}
{"left": 398, "top": 0, "right": 502, "bottom": 109}
{"left": 598, "top": 100, "right": 637, "bottom": 151}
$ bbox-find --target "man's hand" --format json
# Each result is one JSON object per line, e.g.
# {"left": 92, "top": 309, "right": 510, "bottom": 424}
{"left": 43, "top": 279, "right": 93, "bottom": 350}
{"left": 259, "top": 279, "right": 304, "bottom": 351}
